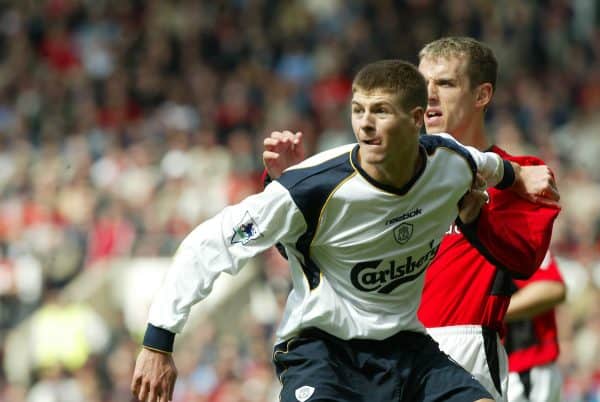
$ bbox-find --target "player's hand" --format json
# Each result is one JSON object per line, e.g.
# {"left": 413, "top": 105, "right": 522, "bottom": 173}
{"left": 510, "top": 164, "right": 560, "bottom": 207}
{"left": 131, "top": 347, "right": 177, "bottom": 402}
{"left": 262, "top": 131, "right": 306, "bottom": 179}
{"left": 458, "top": 174, "right": 488, "bottom": 224}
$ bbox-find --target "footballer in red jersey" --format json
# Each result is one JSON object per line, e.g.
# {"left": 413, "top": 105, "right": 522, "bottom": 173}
{"left": 261, "top": 37, "right": 561, "bottom": 402}
{"left": 504, "top": 251, "right": 566, "bottom": 402}
{"left": 415, "top": 38, "right": 561, "bottom": 402}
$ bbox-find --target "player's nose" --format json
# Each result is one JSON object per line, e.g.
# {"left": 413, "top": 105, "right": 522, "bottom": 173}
{"left": 427, "top": 81, "right": 439, "bottom": 101}
{"left": 358, "top": 111, "right": 375, "bottom": 130}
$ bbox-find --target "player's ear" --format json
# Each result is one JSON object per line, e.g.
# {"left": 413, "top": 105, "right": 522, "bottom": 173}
{"left": 410, "top": 106, "right": 424, "bottom": 129}
{"left": 475, "top": 83, "right": 493, "bottom": 109}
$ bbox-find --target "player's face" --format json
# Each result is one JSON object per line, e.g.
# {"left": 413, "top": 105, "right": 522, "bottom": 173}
{"left": 418, "top": 55, "right": 479, "bottom": 139}
{"left": 351, "top": 89, "right": 421, "bottom": 166}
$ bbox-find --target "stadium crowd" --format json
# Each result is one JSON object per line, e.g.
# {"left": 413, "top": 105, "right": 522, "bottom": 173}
{"left": 0, "top": 0, "right": 598, "bottom": 401}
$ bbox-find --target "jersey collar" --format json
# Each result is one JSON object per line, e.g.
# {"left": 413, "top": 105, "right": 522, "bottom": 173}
{"left": 350, "top": 144, "right": 427, "bottom": 195}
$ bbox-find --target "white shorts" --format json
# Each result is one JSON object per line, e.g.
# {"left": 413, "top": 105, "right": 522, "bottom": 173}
{"left": 427, "top": 325, "right": 508, "bottom": 402}
{"left": 508, "top": 362, "right": 562, "bottom": 402}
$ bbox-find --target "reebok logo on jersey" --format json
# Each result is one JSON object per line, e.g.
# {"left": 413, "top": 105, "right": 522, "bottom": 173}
{"left": 231, "top": 211, "right": 263, "bottom": 245}
{"left": 350, "top": 241, "right": 440, "bottom": 293}
{"left": 385, "top": 208, "right": 422, "bottom": 226}
{"left": 295, "top": 385, "right": 315, "bottom": 401}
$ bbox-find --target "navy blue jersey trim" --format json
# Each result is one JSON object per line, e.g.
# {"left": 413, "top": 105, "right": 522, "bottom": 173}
{"left": 277, "top": 151, "right": 355, "bottom": 289}
{"left": 483, "top": 327, "right": 502, "bottom": 394}
{"left": 261, "top": 171, "right": 288, "bottom": 260}
{"left": 420, "top": 134, "right": 477, "bottom": 182}
{"left": 351, "top": 145, "right": 428, "bottom": 195}
{"left": 519, "top": 371, "right": 533, "bottom": 398}
{"left": 143, "top": 323, "right": 175, "bottom": 353}
{"left": 490, "top": 268, "right": 514, "bottom": 295}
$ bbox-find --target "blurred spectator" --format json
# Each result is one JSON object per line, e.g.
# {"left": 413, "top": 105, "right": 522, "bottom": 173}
{"left": 28, "top": 289, "right": 109, "bottom": 373}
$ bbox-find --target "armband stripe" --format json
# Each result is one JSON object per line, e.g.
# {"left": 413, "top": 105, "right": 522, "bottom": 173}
{"left": 495, "top": 160, "right": 515, "bottom": 189}
{"left": 143, "top": 323, "right": 175, "bottom": 353}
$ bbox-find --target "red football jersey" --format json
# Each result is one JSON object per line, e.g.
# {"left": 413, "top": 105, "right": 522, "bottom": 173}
{"left": 505, "top": 252, "right": 564, "bottom": 372}
{"left": 418, "top": 146, "right": 561, "bottom": 334}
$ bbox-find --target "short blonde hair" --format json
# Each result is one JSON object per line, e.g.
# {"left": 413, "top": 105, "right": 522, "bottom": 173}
{"left": 419, "top": 37, "right": 497, "bottom": 90}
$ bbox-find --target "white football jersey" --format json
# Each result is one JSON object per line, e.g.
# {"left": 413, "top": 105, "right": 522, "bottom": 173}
{"left": 148, "top": 133, "right": 505, "bottom": 343}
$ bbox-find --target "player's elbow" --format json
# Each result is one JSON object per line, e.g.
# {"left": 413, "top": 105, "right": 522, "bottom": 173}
{"left": 519, "top": 246, "right": 552, "bottom": 279}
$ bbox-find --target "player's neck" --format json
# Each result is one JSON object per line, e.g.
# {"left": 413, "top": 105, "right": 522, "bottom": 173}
{"left": 456, "top": 121, "right": 491, "bottom": 151}
{"left": 360, "top": 145, "right": 422, "bottom": 189}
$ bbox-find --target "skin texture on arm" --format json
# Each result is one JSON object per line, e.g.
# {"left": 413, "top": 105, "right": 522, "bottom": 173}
{"left": 505, "top": 280, "right": 566, "bottom": 322}
{"left": 509, "top": 162, "right": 560, "bottom": 207}
{"left": 505, "top": 252, "right": 566, "bottom": 322}
{"left": 131, "top": 348, "right": 177, "bottom": 402}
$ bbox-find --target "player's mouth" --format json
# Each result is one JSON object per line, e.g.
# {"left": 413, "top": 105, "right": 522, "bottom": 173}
{"left": 363, "top": 138, "right": 382, "bottom": 146}
{"left": 425, "top": 109, "right": 443, "bottom": 126}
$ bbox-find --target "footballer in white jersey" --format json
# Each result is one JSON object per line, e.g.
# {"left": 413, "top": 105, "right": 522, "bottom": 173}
{"left": 134, "top": 60, "right": 508, "bottom": 402}
{"left": 146, "top": 134, "right": 508, "bottom": 344}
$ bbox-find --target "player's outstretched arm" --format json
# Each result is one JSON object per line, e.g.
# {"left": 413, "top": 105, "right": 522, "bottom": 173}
{"left": 262, "top": 130, "right": 306, "bottom": 179}
{"left": 505, "top": 280, "right": 566, "bottom": 321}
{"left": 131, "top": 347, "right": 177, "bottom": 402}
{"left": 131, "top": 175, "right": 306, "bottom": 400}
{"left": 459, "top": 155, "right": 561, "bottom": 278}
{"left": 440, "top": 133, "right": 559, "bottom": 206}
{"left": 505, "top": 252, "right": 566, "bottom": 322}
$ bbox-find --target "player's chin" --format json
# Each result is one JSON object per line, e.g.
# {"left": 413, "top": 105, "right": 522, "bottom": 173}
{"left": 365, "top": 146, "right": 385, "bottom": 157}
{"left": 361, "top": 152, "right": 386, "bottom": 165}
{"left": 424, "top": 121, "right": 446, "bottom": 134}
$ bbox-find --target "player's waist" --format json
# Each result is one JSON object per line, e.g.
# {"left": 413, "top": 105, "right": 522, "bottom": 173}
{"left": 420, "top": 313, "right": 506, "bottom": 331}
{"left": 279, "top": 326, "right": 433, "bottom": 352}
{"left": 418, "top": 293, "right": 509, "bottom": 335}
{"left": 427, "top": 324, "right": 499, "bottom": 340}
{"left": 276, "top": 318, "right": 426, "bottom": 344}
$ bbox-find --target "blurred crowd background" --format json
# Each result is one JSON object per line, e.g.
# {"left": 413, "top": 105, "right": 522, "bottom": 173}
{"left": 0, "top": 0, "right": 598, "bottom": 401}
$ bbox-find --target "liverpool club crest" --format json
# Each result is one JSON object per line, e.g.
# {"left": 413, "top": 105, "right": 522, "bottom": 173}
{"left": 393, "top": 222, "right": 413, "bottom": 244}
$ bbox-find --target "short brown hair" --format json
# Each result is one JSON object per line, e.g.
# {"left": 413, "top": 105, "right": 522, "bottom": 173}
{"left": 352, "top": 60, "right": 427, "bottom": 112}
{"left": 419, "top": 37, "right": 497, "bottom": 90}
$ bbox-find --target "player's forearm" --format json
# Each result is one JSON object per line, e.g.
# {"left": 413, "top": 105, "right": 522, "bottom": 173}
{"left": 505, "top": 280, "right": 566, "bottom": 322}
{"left": 143, "top": 185, "right": 304, "bottom": 353}
{"left": 143, "top": 221, "right": 231, "bottom": 352}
